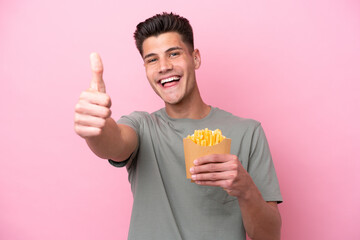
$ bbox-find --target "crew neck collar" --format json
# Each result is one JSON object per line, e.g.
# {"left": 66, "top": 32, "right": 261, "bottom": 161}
{"left": 159, "top": 106, "right": 216, "bottom": 122}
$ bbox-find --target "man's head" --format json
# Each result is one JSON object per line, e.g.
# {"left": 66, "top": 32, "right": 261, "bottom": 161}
{"left": 134, "top": 13, "right": 202, "bottom": 109}
{"left": 134, "top": 12, "right": 194, "bottom": 57}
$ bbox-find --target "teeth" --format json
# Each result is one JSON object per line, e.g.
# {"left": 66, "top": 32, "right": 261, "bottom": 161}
{"left": 161, "top": 76, "right": 180, "bottom": 85}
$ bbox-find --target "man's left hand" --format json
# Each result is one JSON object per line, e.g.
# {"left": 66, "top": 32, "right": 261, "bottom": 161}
{"left": 190, "top": 154, "right": 254, "bottom": 199}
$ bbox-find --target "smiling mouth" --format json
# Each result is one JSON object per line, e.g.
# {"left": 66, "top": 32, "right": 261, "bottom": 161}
{"left": 160, "top": 76, "right": 181, "bottom": 86}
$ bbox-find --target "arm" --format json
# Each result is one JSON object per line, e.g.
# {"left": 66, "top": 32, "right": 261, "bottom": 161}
{"left": 240, "top": 198, "right": 281, "bottom": 240}
{"left": 85, "top": 119, "right": 137, "bottom": 161}
{"left": 74, "top": 53, "right": 137, "bottom": 162}
{"left": 232, "top": 162, "right": 281, "bottom": 239}
{"left": 190, "top": 154, "right": 281, "bottom": 240}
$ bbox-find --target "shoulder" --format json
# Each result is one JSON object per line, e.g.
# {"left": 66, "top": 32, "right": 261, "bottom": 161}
{"left": 117, "top": 111, "right": 151, "bottom": 130}
{"left": 119, "top": 109, "right": 166, "bottom": 126}
{"left": 213, "top": 107, "right": 261, "bottom": 130}
{"left": 126, "top": 111, "right": 151, "bottom": 119}
{"left": 122, "top": 110, "right": 159, "bottom": 121}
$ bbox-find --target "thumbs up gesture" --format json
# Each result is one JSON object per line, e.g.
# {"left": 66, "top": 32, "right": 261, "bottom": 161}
{"left": 90, "top": 52, "right": 106, "bottom": 93}
{"left": 74, "top": 53, "right": 112, "bottom": 138}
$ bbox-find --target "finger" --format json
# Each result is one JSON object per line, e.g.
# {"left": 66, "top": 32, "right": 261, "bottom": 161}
{"left": 75, "top": 101, "right": 112, "bottom": 118}
{"left": 191, "top": 161, "right": 237, "bottom": 174}
{"left": 194, "top": 154, "right": 238, "bottom": 165}
{"left": 74, "top": 125, "right": 102, "bottom": 138}
{"left": 191, "top": 171, "right": 234, "bottom": 181}
{"left": 194, "top": 180, "right": 228, "bottom": 187}
{"left": 90, "top": 52, "right": 106, "bottom": 93}
{"left": 74, "top": 113, "right": 107, "bottom": 128}
{"left": 79, "top": 91, "right": 112, "bottom": 108}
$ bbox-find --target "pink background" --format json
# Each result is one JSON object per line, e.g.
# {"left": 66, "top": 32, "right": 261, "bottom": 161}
{"left": 1, "top": 0, "right": 359, "bottom": 239}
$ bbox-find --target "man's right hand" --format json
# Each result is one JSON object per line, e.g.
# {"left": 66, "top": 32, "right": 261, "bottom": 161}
{"left": 74, "top": 53, "right": 112, "bottom": 138}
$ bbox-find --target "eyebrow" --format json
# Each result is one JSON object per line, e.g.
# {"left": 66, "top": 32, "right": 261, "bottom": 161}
{"left": 143, "top": 47, "right": 183, "bottom": 60}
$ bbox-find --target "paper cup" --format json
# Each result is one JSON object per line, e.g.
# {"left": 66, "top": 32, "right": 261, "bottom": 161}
{"left": 183, "top": 138, "right": 232, "bottom": 180}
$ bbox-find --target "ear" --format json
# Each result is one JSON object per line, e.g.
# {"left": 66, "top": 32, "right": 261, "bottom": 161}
{"left": 193, "top": 49, "right": 201, "bottom": 69}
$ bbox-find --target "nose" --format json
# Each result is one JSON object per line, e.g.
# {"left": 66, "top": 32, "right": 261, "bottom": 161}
{"left": 158, "top": 57, "right": 173, "bottom": 73}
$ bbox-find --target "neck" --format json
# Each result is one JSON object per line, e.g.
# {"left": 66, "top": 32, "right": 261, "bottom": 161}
{"left": 164, "top": 85, "right": 210, "bottom": 119}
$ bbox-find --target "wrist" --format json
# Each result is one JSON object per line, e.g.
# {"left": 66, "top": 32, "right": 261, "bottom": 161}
{"left": 236, "top": 180, "right": 263, "bottom": 205}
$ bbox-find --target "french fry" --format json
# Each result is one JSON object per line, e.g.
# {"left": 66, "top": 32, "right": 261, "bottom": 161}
{"left": 186, "top": 128, "right": 226, "bottom": 146}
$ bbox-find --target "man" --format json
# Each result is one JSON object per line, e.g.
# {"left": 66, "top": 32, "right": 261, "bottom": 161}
{"left": 74, "top": 13, "right": 282, "bottom": 240}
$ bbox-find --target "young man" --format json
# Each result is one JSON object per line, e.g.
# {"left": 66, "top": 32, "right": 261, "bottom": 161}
{"left": 74, "top": 13, "right": 282, "bottom": 240}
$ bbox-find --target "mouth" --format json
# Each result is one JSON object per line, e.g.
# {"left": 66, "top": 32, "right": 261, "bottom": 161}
{"left": 159, "top": 76, "right": 181, "bottom": 87}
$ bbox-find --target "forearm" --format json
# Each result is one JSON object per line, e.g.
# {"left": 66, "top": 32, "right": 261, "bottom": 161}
{"left": 85, "top": 118, "right": 136, "bottom": 161}
{"left": 190, "top": 154, "right": 282, "bottom": 239}
{"left": 238, "top": 186, "right": 281, "bottom": 240}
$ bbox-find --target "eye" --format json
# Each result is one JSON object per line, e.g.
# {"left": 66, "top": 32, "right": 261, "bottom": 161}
{"left": 146, "top": 58, "right": 157, "bottom": 64}
{"left": 169, "top": 51, "right": 180, "bottom": 58}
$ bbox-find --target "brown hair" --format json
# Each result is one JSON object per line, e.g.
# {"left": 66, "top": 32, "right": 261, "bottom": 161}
{"left": 134, "top": 12, "right": 194, "bottom": 56}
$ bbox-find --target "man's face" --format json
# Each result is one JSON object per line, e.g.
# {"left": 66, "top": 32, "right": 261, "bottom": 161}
{"left": 142, "top": 32, "right": 200, "bottom": 105}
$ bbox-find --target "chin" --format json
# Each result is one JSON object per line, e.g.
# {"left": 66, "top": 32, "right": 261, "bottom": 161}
{"left": 163, "top": 97, "right": 182, "bottom": 105}
{"left": 164, "top": 99, "right": 180, "bottom": 105}
{"left": 160, "top": 93, "right": 183, "bottom": 105}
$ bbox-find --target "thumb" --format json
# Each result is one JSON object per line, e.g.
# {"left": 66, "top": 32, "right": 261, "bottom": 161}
{"left": 90, "top": 52, "right": 106, "bottom": 93}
